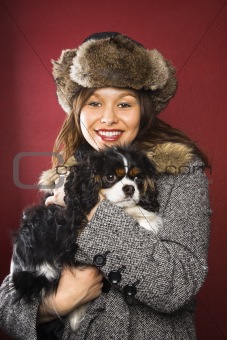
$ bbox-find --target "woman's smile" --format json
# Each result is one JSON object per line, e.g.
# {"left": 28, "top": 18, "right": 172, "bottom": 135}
{"left": 95, "top": 129, "right": 124, "bottom": 141}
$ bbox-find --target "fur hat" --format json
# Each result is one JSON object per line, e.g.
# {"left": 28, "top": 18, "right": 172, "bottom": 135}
{"left": 52, "top": 32, "right": 177, "bottom": 114}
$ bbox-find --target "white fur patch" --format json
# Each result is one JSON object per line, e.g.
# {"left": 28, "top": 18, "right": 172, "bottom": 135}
{"left": 101, "top": 177, "right": 140, "bottom": 208}
{"left": 37, "top": 263, "right": 58, "bottom": 280}
{"left": 124, "top": 206, "right": 163, "bottom": 233}
{"left": 121, "top": 155, "right": 128, "bottom": 173}
{"left": 69, "top": 302, "right": 89, "bottom": 331}
{"left": 10, "top": 259, "right": 15, "bottom": 274}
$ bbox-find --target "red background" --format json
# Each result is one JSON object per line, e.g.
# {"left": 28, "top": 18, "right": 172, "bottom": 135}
{"left": 1, "top": 1, "right": 226, "bottom": 339}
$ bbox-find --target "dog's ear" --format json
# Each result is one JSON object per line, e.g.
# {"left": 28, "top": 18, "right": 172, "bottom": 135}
{"left": 87, "top": 151, "right": 106, "bottom": 174}
{"left": 64, "top": 163, "right": 102, "bottom": 216}
{"left": 141, "top": 153, "right": 158, "bottom": 180}
{"left": 139, "top": 179, "right": 160, "bottom": 212}
{"left": 138, "top": 154, "right": 160, "bottom": 212}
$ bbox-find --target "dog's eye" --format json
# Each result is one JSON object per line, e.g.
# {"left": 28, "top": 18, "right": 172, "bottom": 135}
{"left": 134, "top": 176, "right": 142, "bottom": 184}
{"left": 104, "top": 174, "right": 116, "bottom": 183}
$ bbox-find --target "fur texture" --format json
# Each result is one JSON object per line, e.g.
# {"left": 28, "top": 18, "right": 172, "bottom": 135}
{"left": 52, "top": 32, "right": 177, "bottom": 114}
{"left": 65, "top": 146, "right": 162, "bottom": 232}
{"left": 12, "top": 146, "right": 162, "bottom": 331}
{"left": 147, "top": 142, "right": 194, "bottom": 174}
{"left": 39, "top": 142, "right": 194, "bottom": 191}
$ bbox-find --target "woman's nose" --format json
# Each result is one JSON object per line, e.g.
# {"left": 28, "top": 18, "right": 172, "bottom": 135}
{"left": 100, "top": 106, "right": 118, "bottom": 125}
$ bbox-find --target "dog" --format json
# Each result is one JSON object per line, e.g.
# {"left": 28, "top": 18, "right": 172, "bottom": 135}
{"left": 67, "top": 145, "right": 163, "bottom": 232}
{"left": 11, "top": 146, "right": 162, "bottom": 331}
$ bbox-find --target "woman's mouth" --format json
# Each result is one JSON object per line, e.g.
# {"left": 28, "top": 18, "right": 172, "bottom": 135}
{"left": 95, "top": 130, "right": 123, "bottom": 141}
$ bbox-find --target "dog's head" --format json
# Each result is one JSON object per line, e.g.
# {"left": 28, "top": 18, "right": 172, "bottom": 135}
{"left": 87, "top": 146, "right": 159, "bottom": 212}
{"left": 64, "top": 146, "right": 159, "bottom": 215}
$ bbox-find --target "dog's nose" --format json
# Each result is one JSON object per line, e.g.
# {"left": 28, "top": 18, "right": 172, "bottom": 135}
{"left": 122, "top": 185, "right": 135, "bottom": 197}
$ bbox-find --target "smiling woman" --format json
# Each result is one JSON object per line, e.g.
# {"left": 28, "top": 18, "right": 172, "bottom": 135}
{"left": 79, "top": 88, "right": 141, "bottom": 150}
{"left": 0, "top": 32, "right": 211, "bottom": 340}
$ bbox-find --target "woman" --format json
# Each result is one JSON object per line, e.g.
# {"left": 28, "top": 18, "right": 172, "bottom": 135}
{"left": 0, "top": 32, "right": 211, "bottom": 339}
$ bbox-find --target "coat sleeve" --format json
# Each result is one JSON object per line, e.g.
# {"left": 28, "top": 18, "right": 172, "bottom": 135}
{"left": 0, "top": 274, "right": 39, "bottom": 339}
{"left": 76, "top": 159, "right": 211, "bottom": 313}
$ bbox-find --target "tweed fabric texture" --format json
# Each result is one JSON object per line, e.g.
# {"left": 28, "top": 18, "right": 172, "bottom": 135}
{"left": 0, "top": 157, "right": 210, "bottom": 339}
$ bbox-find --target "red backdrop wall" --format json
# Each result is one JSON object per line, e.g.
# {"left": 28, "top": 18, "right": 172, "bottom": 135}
{"left": 1, "top": 1, "right": 226, "bottom": 339}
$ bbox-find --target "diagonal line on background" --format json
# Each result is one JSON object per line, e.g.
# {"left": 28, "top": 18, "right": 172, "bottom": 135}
{"left": 177, "top": 1, "right": 227, "bottom": 76}
{"left": 2, "top": 3, "right": 227, "bottom": 335}
{"left": 1, "top": 2, "right": 171, "bottom": 238}
{"left": 1, "top": 0, "right": 100, "bottom": 151}
{"left": 197, "top": 296, "right": 227, "bottom": 339}
{"left": 1, "top": 1, "right": 52, "bottom": 79}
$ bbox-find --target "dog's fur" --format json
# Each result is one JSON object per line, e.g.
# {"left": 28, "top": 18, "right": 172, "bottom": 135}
{"left": 11, "top": 146, "right": 162, "bottom": 330}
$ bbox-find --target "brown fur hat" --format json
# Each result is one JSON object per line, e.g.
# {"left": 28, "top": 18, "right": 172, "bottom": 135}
{"left": 52, "top": 32, "right": 177, "bottom": 114}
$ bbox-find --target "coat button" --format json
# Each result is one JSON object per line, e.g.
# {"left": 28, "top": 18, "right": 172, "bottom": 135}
{"left": 123, "top": 283, "right": 137, "bottom": 297}
{"left": 93, "top": 251, "right": 110, "bottom": 267}
{"left": 93, "top": 254, "right": 106, "bottom": 267}
{"left": 108, "top": 270, "right": 122, "bottom": 284}
{"left": 123, "top": 280, "right": 140, "bottom": 304}
{"left": 108, "top": 265, "right": 125, "bottom": 284}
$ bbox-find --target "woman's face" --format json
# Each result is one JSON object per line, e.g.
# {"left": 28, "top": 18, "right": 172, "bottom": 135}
{"left": 79, "top": 87, "right": 141, "bottom": 150}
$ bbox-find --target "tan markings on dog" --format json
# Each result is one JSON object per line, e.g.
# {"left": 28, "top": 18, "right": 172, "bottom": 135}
{"left": 94, "top": 175, "right": 102, "bottom": 183}
{"left": 143, "top": 178, "right": 155, "bottom": 193}
{"left": 100, "top": 188, "right": 106, "bottom": 196}
{"left": 129, "top": 167, "right": 141, "bottom": 177}
{"left": 115, "top": 168, "right": 126, "bottom": 177}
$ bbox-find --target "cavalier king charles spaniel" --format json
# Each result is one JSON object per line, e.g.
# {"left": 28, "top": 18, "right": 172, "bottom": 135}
{"left": 11, "top": 146, "right": 162, "bottom": 330}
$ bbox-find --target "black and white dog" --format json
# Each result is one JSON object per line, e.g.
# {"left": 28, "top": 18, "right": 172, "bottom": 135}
{"left": 11, "top": 146, "right": 162, "bottom": 330}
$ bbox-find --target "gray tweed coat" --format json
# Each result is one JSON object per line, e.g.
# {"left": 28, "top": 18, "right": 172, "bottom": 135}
{"left": 0, "top": 155, "right": 211, "bottom": 340}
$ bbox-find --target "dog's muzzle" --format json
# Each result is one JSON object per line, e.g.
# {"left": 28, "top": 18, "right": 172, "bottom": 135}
{"left": 122, "top": 185, "right": 135, "bottom": 197}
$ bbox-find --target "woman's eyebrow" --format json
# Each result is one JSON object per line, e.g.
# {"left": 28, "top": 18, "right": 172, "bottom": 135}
{"left": 118, "top": 91, "right": 137, "bottom": 97}
{"left": 91, "top": 91, "right": 138, "bottom": 99}
{"left": 89, "top": 93, "right": 101, "bottom": 99}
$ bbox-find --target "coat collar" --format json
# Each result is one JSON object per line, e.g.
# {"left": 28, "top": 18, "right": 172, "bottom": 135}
{"left": 38, "top": 142, "right": 194, "bottom": 191}
{"left": 147, "top": 142, "right": 193, "bottom": 174}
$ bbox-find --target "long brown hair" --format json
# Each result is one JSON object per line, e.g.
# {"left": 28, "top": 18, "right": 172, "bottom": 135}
{"left": 135, "top": 89, "right": 208, "bottom": 164}
{"left": 53, "top": 88, "right": 95, "bottom": 165}
{"left": 52, "top": 87, "right": 208, "bottom": 166}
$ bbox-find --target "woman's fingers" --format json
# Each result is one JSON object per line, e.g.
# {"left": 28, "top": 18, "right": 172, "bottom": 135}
{"left": 45, "top": 176, "right": 66, "bottom": 207}
{"left": 38, "top": 266, "right": 104, "bottom": 322}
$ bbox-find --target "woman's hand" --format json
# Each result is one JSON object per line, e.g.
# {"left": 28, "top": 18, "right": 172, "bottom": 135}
{"left": 45, "top": 174, "right": 105, "bottom": 219}
{"left": 45, "top": 175, "right": 66, "bottom": 207}
{"left": 37, "top": 266, "right": 103, "bottom": 324}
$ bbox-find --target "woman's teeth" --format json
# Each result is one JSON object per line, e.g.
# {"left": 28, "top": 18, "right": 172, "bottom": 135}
{"left": 98, "top": 131, "right": 122, "bottom": 136}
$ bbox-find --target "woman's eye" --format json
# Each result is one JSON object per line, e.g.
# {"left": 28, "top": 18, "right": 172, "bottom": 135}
{"left": 104, "top": 174, "right": 116, "bottom": 183}
{"left": 118, "top": 103, "right": 131, "bottom": 108}
{"left": 88, "top": 101, "right": 101, "bottom": 107}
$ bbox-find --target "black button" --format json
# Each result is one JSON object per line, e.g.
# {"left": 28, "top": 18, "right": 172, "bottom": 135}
{"left": 93, "top": 254, "right": 106, "bottom": 267}
{"left": 108, "top": 270, "right": 122, "bottom": 284}
{"left": 123, "top": 284, "right": 137, "bottom": 297}
{"left": 93, "top": 251, "right": 110, "bottom": 267}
